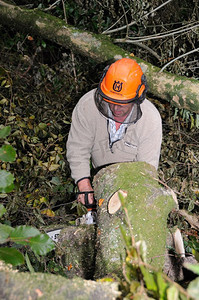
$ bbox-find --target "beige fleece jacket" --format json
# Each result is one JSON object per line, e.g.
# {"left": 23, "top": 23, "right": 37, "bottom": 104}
{"left": 66, "top": 89, "right": 162, "bottom": 183}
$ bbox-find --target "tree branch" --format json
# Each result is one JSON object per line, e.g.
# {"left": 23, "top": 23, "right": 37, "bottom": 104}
{"left": 160, "top": 48, "right": 199, "bottom": 72}
{"left": 103, "top": 0, "right": 173, "bottom": 35}
{"left": 0, "top": 0, "right": 199, "bottom": 113}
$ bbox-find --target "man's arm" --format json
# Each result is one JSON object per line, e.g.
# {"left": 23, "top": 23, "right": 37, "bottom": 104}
{"left": 66, "top": 96, "right": 95, "bottom": 204}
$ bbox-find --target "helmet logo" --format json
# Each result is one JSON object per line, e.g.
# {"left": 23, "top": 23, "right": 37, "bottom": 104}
{"left": 113, "top": 80, "right": 123, "bottom": 93}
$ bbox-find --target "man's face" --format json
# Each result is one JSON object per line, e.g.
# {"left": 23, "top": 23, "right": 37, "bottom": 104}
{"left": 109, "top": 103, "right": 133, "bottom": 122}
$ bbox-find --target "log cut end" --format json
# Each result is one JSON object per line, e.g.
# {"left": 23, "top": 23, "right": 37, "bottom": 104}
{"left": 108, "top": 189, "right": 127, "bottom": 214}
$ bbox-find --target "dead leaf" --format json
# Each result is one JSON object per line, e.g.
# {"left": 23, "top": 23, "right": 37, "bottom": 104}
{"left": 98, "top": 198, "right": 104, "bottom": 206}
{"left": 67, "top": 263, "right": 72, "bottom": 271}
{"left": 41, "top": 209, "right": 55, "bottom": 217}
{"left": 35, "top": 289, "right": 43, "bottom": 297}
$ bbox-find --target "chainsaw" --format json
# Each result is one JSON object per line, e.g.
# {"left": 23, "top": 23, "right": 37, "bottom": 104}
{"left": 75, "top": 191, "right": 97, "bottom": 226}
{"left": 46, "top": 191, "right": 97, "bottom": 242}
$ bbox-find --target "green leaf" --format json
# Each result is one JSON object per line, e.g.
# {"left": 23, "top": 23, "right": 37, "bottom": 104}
{"left": 29, "top": 233, "right": 55, "bottom": 255}
{"left": 77, "top": 202, "right": 88, "bottom": 216}
{"left": 38, "top": 122, "right": 47, "bottom": 130}
{"left": 9, "top": 225, "right": 40, "bottom": 244}
{"left": 0, "top": 126, "right": 11, "bottom": 139}
{"left": 140, "top": 265, "right": 158, "bottom": 293}
{"left": 187, "top": 277, "right": 199, "bottom": 300}
{"left": 0, "top": 145, "right": 16, "bottom": 162}
{"left": 119, "top": 223, "right": 131, "bottom": 248}
{"left": 156, "top": 272, "right": 168, "bottom": 299}
{"left": 0, "top": 204, "right": 6, "bottom": 218}
{"left": 130, "top": 280, "right": 141, "bottom": 293}
{"left": 166, "top": 285, "right": 179, "bottom": 300}
{"left": 192, "top": 248, "right": 199, "bottom": 262}
{"left": 50, "top": 176, "right": 61, "bottom": 186}
{"left": 0, "top": 170, "right": 14, "bottom": 189}
{"left": 0, "top": 224, "right": 13, "bottom": 243}
{"left": 184, "top": 263, "right": 199, "bottom": 275}
{"left": 0, "top": 247, "right": 24, "bottom": 266}
{"left": 0, "top": 183, "right": 15, "bottom": 193}
{"left": 25, "top": 252, "right": 35, "bottom": 273}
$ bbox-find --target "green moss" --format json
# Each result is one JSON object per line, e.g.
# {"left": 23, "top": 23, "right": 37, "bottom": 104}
{"left": 94, "top": 162, "right": 176, "bottom": 274}
{"left": 0, "top": 271, "right": 120, "bottom": 300}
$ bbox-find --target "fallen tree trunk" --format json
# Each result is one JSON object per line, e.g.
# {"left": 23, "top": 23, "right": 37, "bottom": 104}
{"left": 93, "top": 162, "right": 177, "bottom": 278}
{"left": 0, "top": 265, "right": 120, "bottom": 300}
{"left": 50, "top": 162, "right": 196, "bottom": 282}
{"left": 55, "top": 162, "right": 177, "bottom": 280}
{"left": 0, "top": 1, "right": 199, "bottom": 113}
{"left": 56, "top": 225, "right": 96, "bottom": 279}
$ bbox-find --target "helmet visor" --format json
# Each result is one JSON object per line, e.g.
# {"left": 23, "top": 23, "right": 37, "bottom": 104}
{"left": 95, "top": 89, "right": 142, "bottom": 124}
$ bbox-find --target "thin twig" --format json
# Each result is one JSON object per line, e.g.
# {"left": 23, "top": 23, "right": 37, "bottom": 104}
{"left": 114, "top": 40, "right": 161, "bottom": 61}
{"left": 44, "top": 0, "right": 61, "bottom": 11}
{"left": 119, "top": 0, "right": 129, "bottom": 37}
{"left": 102, "top": 9, "right": 130, "bottom": 34}
{"left": 62, "top": 0, "right": 67, "bottom": 23}
{"left": 160, "top": 47, "right": 199, "bottom": 72}
{"left": 114, "top": 23, "right": 199, "bottom": 44}
{"left": 103, "top": 0, "right": 173, "bottom": 34}
{"left": 71, "top": 51, "right": 78, "bottom": 93}
{"left": 123, "top": 22, "right": 198, "bottom": 40}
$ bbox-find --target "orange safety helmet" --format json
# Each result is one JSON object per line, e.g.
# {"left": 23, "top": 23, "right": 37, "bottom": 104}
{"left": 95, "top": 58, "right": 148, "bottom": 123}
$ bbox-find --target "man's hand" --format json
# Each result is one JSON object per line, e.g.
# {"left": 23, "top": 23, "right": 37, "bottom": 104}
{"left": 77, "top": 178, "right": 94, "bottom": 205}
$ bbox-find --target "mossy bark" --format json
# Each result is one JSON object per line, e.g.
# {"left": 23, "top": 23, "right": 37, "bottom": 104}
{"left": 93, "top": 162, "right": 177, "bottom": 278}
{"left": 0, "top": 269, "right": 121, "bottom": 300}
{"left": 56, "top": 225, "right": 96, "bottom": 279}
{"left": 0, "top": 1, "right": 199, "bottom": 112}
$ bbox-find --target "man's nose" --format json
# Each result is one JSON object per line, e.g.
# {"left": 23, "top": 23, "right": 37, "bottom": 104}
{"left": 114, "top": 105, "right": 122, "bottom": 110}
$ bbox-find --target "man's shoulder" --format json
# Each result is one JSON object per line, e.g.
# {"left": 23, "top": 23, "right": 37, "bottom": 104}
{"left": 141, "top": 98, "right": 161, "bottom": 121}
{"left": 77, "top": 89, "right": 96, "bottom": 109}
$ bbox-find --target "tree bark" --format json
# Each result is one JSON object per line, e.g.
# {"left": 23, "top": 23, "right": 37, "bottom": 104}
{"left": 93, "top": 162, "right": 177, "bottom": 278}
{"left": 45, "top": 163, "right": 192, "bottom": 282}
{"left": 0, "top": 266, "right": 121, "bottom": 300}
{"left": 0, "top": 1, "right": 199, "bottom": 113}
{"left": 56, "top": 225, "right": 96, "bottom": 280}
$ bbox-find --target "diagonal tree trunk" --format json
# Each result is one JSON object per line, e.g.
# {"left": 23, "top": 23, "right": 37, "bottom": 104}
{"left": 0, "top": 1, "right": 199, "bottom": 113}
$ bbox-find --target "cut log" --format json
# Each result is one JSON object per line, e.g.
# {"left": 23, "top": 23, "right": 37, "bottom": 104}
{"left": 56, "top": 225, "right": 96, "bottom": 279}
{"left": 0, "top": 264, "right": 121, "bottom": 300}
{"left": 93, "top": 161, "right": 177, "bottom": 278}
{"left": 45, "top": 162, "right": 194, "bottom": 282}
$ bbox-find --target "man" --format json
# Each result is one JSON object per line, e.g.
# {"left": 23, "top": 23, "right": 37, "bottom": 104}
{"left": 66, "top": 58, "right": 162, "bottom": 205}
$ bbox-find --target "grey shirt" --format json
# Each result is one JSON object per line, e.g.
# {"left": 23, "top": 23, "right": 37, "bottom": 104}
{"left": 66, "top": 89, "right": 162, "bottom": 183}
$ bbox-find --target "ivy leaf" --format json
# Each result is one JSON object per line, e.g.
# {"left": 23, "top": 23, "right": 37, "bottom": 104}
{"left": 0, "top": 126, "right": 11, "bottom": 139}
{"left": 0, "top": 145, "right": 16, "bottom": 162}
{"left": 29, "top": 233, "right": 55, "bottom": 255}
{"left": 9, "top": 225, "right": 41, "bottom": 244}
{"left": 0, "top": 170, "right": 14, "bottom": 189}
{"left": 0, "top": 224, "right": 13, "bottom": 243}
{"left": 0, "top": 247, "right": 24, "bottom": 266}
